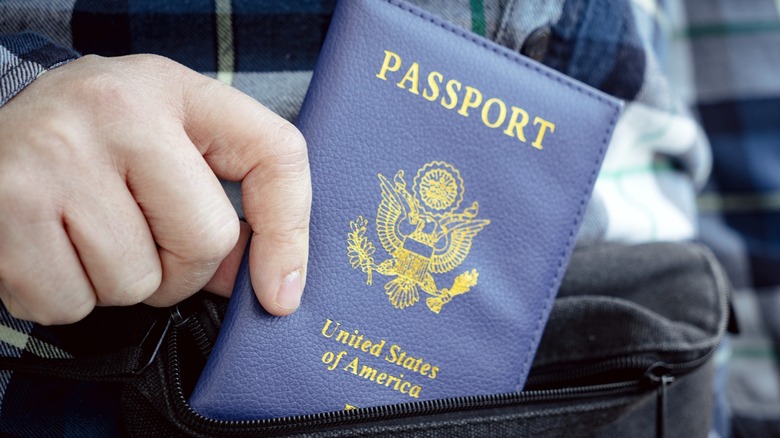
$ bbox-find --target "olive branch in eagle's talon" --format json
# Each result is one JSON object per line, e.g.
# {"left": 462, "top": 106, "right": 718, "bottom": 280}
{"left": 348, "top": 216, "right": 378, "bottom": 285}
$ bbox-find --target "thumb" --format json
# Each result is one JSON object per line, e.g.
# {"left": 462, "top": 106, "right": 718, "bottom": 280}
{"left": 179, "top": 75, "right": 311, "bottom": 315}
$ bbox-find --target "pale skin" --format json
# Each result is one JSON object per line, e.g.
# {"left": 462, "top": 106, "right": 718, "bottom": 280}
{"left": 0, "top": 54, "right": 311, "bottom": 325}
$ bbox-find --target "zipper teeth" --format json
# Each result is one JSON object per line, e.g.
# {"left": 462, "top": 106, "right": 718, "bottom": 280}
{"left": 527, "top": 356, "right": 654, "bottom": 388}
{"left": 184, "top": 316, "right": 212, "bottom": 357}
{"left": 527, "top": 335, "right": 720, "bottom": 388}
{"left": 168, "top": 328, "right": 640, "bottom": 434}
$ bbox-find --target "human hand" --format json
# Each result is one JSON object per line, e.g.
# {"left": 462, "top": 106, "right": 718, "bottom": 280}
{"left": 0, "top": 54, "right": 311, "bottom": 324}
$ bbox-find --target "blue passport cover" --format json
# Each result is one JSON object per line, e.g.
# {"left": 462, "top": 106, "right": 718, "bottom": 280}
{"left": 189, "top": 0, "right": 621, "bottom": 420}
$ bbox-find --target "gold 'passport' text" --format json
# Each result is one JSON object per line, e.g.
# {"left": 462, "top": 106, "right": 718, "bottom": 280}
{"left": 375, "top": 49, "right": 556, "bottom": 150}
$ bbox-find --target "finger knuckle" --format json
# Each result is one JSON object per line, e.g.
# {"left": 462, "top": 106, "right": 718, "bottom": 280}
{"left": 181, "top": 72, "right": 228, "bottom": 116}
{"left": 274, "top": 122, "right": 307, "bottom": 151}
{"left": 0, "top": 267, "right": 95, "bottom": 326}
{"left": 36, "top": 298, "right": 95, "bottom": 326}
{"left": 74, "top": 70, "right": 138, "bottom": 115}
{"left": 186, "top": 213, "right": 240, "bottom": 264}
{"left": 98, "top": 268, "right": 162, "bottom": 306}
{"left": 143, "top": 293, "right": 180, "bottom": 308}
{"left": 128, "top": 53, "right": 176, "bottom": 70}
{"left": 264, "top": 219, "right": 309, "bottom": 248}
{"left": 269, "top": 123, "right": 308, "bottom": 164}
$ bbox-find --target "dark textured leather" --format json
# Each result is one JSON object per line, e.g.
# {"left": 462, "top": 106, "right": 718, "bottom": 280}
{"left": 189, "top": 0, "right": 621, "bottom": 420}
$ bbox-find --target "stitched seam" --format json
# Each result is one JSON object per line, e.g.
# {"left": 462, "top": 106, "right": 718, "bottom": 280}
{"left": 380, "top": 0, "right": 622, "bottom": 392}
{"left": 513, "top": 108, "right": 618, "bottom": 391}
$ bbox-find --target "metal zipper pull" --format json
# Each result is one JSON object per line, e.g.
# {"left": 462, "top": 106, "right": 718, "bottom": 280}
{"left": 643, "top": 362, "right": 675, "bottom": 438}
{"left": 653, "top": 373, "right": 675, "bottom": 438}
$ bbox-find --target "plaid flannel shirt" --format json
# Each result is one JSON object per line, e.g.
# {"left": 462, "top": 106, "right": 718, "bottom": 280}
{"left": 679, "top": 0, "right": 780, "bottom": 436}
{"left": 0, "top": 0, "right": 775, "bottom": 436}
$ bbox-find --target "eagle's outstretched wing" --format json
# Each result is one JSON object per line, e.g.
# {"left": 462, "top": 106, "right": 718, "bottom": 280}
{"left": 430, "top": 202, "right": 490, "bottom": 273}
{"left": 376, "top": 172, "right": 415, "bottom": 255}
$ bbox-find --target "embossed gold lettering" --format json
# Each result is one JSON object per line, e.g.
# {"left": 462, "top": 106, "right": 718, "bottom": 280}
{"left": 348, "top": 331, "right": 364, "bottom": 348}
{"left": 375, "top": 49, "right": 556, "bottom": 149}
{"left": 349, "top": 361, "right": 422, "bottom": 399}
{"left": 335, "top": 330, "right": 349, "bottom": 344}
{"left": 457, "top": 85, "right": 482, "bottom": 117}
{"left": 359, "top": 365, "right": 377, "bottom": 380}
{"left": 320, "top": 320, "right": 437, "bottom": 397}
{"left": 386, "top": 375, "right": 400, "bottom": 389}
{"left": 323, "top": 320, "right": 386, "bottom": 357}
{"left": 344, "top": 356, "right": 360, "bottom": 375}
{"left": 441, "top": 79, "right": 462, "bottom": 110}
{"left": 386, "top": 343, "right": 401, "bottom": 364}
{"left": 396, "top": 62, "right": 421, "bottom": 95}
{"left": 532, "top": 117, "right": 556, "bottom": 149}
{"left": 376, "top": 50, "right": 401, "bottom": 80}
{"left": 370, "top": 339, "right": 386, "bottom": 357}
{"left": 481, "top": 97, "right": 507, "bottom": 128}
{"left": 322, "top": 350, "right": 348, "bottom": 371}
{"left": 422, "top": 71, "right": 443, "bottom": 101}
{"left": 321, "top": 319, "right": 339, "bottom": 338}
{"left": 503, "top": 106, "right": 529, "bottom": 142}
{"left": 388, "top": 346, "right": 407, "bottom": 366}
{"left": 385, "top": 344, "right": 439, "bottom": 379}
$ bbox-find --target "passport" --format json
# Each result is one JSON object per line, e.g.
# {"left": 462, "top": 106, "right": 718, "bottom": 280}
{"left": 189, "top": 0, "right": 622, "bottom": 420}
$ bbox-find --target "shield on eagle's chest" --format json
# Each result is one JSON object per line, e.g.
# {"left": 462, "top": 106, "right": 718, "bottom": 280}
{"left": 394, "top": 236, "right": 435, "bottom": 284}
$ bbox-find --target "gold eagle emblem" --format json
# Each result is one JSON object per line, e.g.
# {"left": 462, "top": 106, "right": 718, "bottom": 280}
{"left": 347, "top": 161, "right": 490, "bottom": 313}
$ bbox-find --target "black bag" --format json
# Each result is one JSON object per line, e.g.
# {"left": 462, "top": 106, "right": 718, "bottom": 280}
{"left": 0, "top": 241, "right": 730, "bottom": 437}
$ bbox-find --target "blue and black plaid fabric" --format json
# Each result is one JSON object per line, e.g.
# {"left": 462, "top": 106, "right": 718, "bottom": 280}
{"left": 69, "top": 0, "right": 334, "bottom": 72}
{"left": 1, "top": 0, "right": 776, "bottom": 436}
{"left": 0, "top": 31, "right": 77, "bottom": 106}
{"left": 681, "top": 0, "right": 780, "bottom": 436}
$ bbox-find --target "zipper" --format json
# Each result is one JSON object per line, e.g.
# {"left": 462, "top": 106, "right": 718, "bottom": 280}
{"left": 527, "top": 245, "right": 730, "bottom": 390}
{"left": 166, "top": 325, "right": 655, "bottom": 436}
{"left": 652, "top": 373, "right": 674, "bottom": 438}
{"left": 525, "top": 343, "right": 720, "bottom": 390}
{"left": 161, "top": 245, "right": 731, "bottom": 436}
{"left": 522, "top": 354, "right": 712, "bottom": 438}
